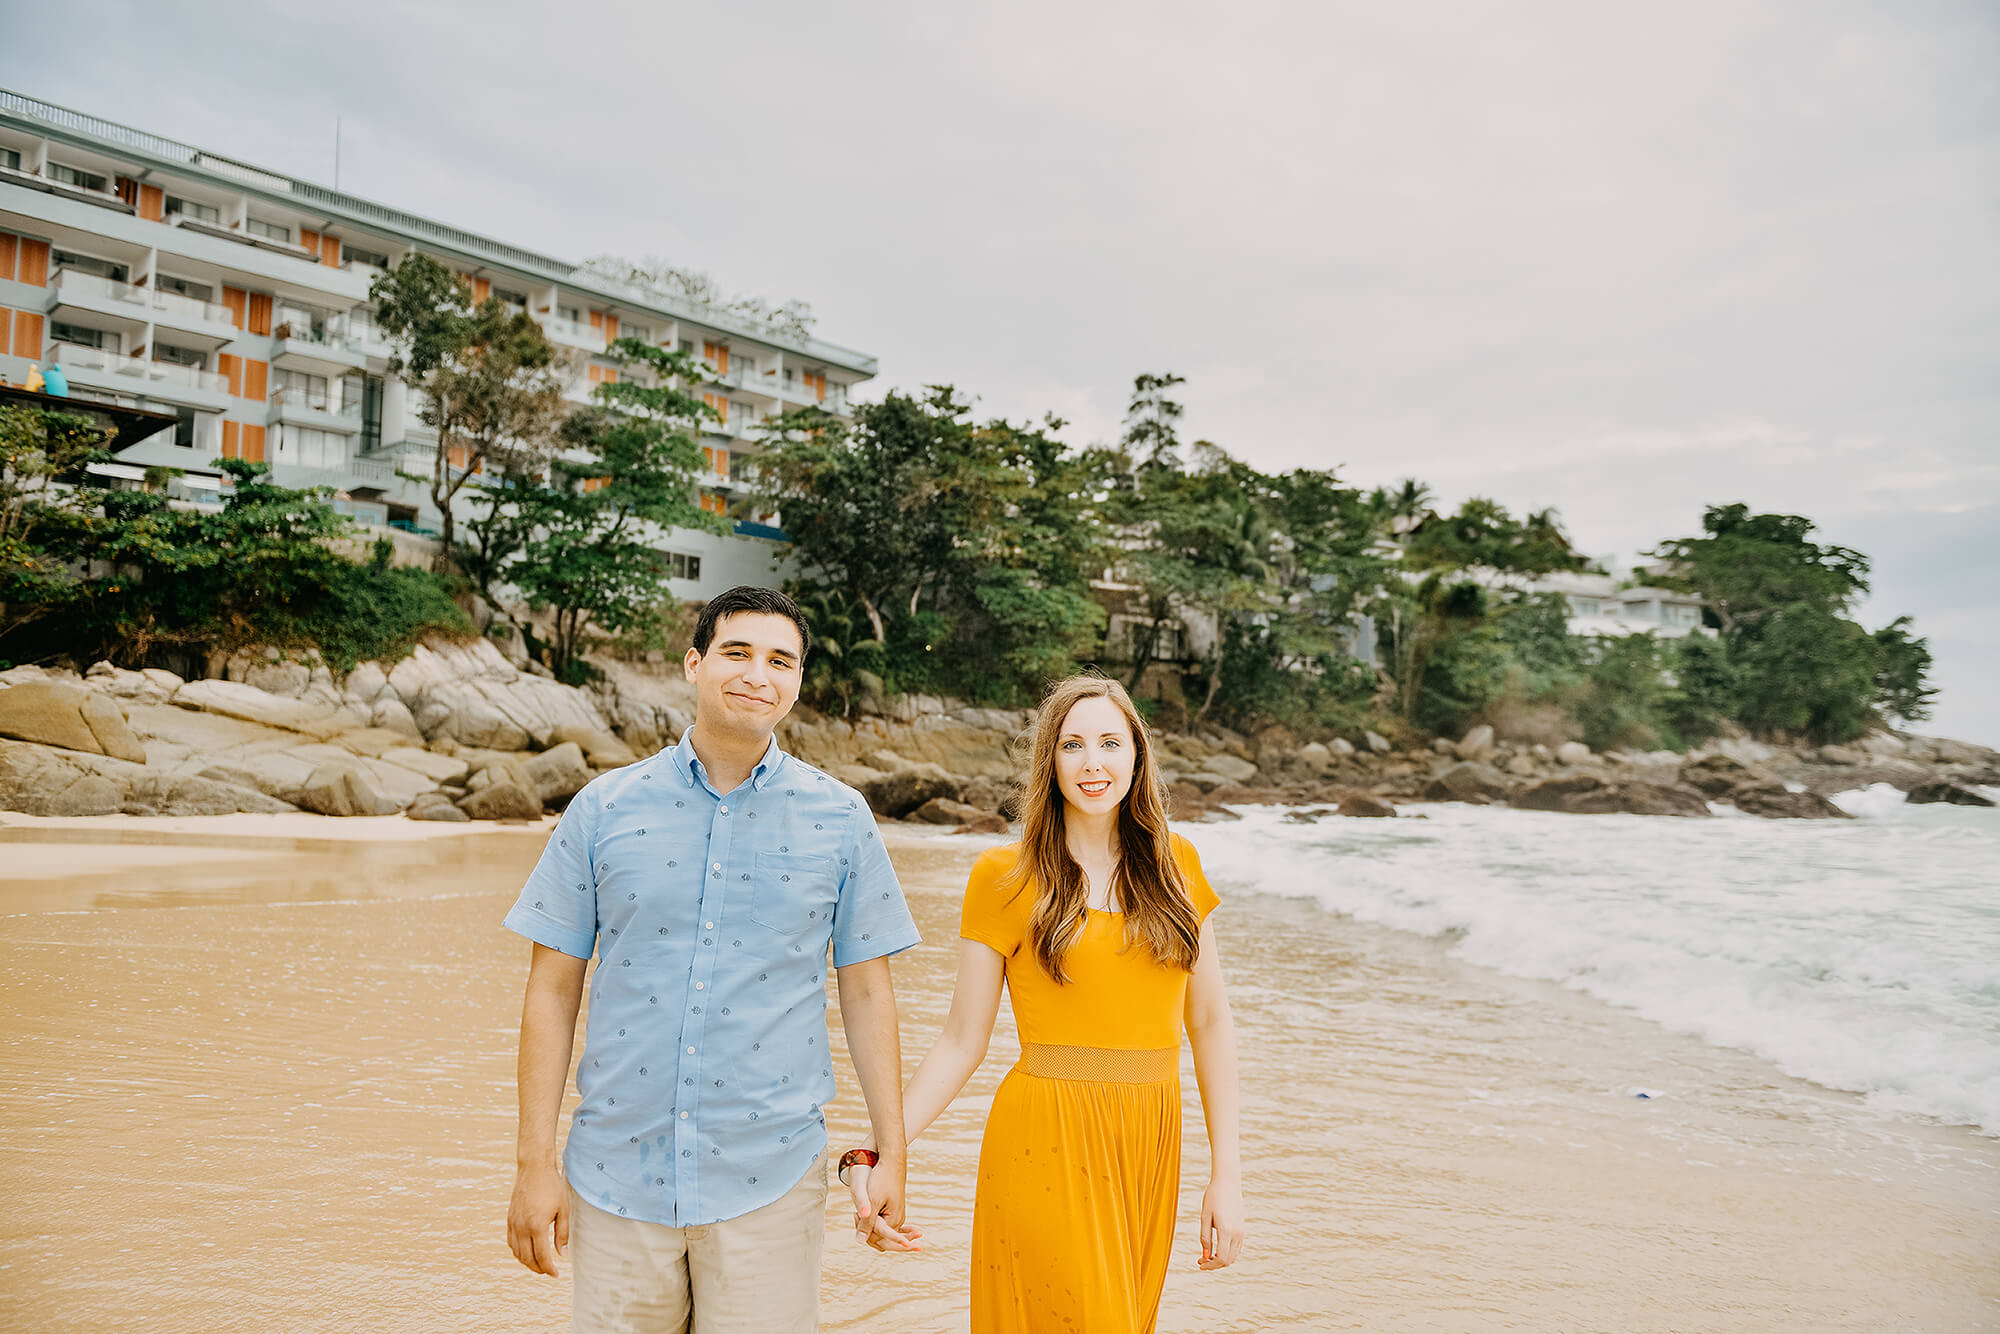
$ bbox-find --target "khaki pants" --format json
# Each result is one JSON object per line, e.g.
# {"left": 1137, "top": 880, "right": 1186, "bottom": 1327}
{"left": 570, "top": 1159, "right": 829, "bottom": 1334}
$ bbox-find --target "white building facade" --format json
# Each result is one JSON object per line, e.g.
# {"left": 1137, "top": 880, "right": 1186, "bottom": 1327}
{"left": 0, "top": 88, "right": 876, "bottom": 598}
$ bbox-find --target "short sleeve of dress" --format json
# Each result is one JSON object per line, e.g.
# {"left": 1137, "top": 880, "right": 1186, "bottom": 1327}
{"left": 1173, "top": 833, "right": 1221, "bottom": 923}
{"left": 960, "top": 846, "right": 1026, "bottom": 958}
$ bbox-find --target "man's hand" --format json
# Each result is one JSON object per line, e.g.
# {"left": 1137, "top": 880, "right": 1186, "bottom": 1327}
{"left": 846, "top": 1155, "right": 922, "bottom": 1253}
{"left": 507, "top": 1156, "right": 570, "bottom": 1277}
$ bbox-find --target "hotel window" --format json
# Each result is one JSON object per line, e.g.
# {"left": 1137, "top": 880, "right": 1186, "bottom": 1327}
{"left": 155, "top": 274, "right": 214, "bottom": 302}
{"left": 48, "top": 162, "right": 108, "bottom": 193}
{"left": 278, "top": 369, "right": 331, "bottom": 410}
{"left": 52, "top": 249, "right": 129, "bottom": 282}
{"left": 624, "top": 321, "right": 650, "bottom": 342}
{"left": 669, "top": 552, "right": 702, "bottom": 581}
{"left": 496, "top": 288, "right": 528, "bottom": 311}
{"left": 1623, "top": 603, "right": 1655, "bottom": 622}
{"left": 170, "top": 407, "right": 199, "bottom": 449}
{"left": 280, "top": 427, "right": 345, "bottom": 471}
{"left": 679, "top": 339, "right": 695, "bottom": 358}
{"left": 342, "top": 242, "right": 392, "bottom": 269}
{"left": 51, "top": 322, "right": 120, "bottom": 353}
{"left": 245, "top": 217, "right": 291, "bottom": 243}
{"left": 1667, "top": 604, "right": 1700, "bottom": 627}
{"left": 154, "top": 344, "right": 208, "bottom": 370}
{"left": 165, "top": 196, "right": 222, "bottom": 225}
{"left": 1568, "top": 597, "right": 1599, "bottom": 617}
{"left": 558, "top": 305, "right": 580, "bottom": 324}
{"left": 0, "top": 147, "right": 20, "bottom": 170}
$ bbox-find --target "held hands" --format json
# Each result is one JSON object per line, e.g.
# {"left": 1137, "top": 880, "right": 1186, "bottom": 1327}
{"left": 507, "top": 1157, "right": 569, "bottom": 1278}
{"left": 845, "top": 1155, "right": 923, "bottom": 1254}
{"left": 1198, "top": 1175, "right": 1246, "bottom": 1270}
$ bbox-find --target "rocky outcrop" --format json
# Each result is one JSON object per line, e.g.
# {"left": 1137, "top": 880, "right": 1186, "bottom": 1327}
{"left": 0, "top": 681, "right": 148, "bottom": 763}
{"left": 1728, "top": 783, "right": 1850, "bottom": 820}
{"left": 1511, "top": 774, "right": 1711, "bottom": 817}
{"left": 389, "top": 640, "right": 611, "bottom": 750}
{"left": 859, "top": 766, "right": 964, "bottom": 819}
{"left": 910, "top": 796, "right": 1010, "bottom": 834}
{"left": 1907, "top": 780, "right": 1995, "bottom": 807}
{"left": 1422, "top": 761, "right": 1513, "bottom": 804}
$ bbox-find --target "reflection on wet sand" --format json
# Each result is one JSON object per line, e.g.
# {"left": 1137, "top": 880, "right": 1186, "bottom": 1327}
{"left": 0, "top": 821, "right": 1995, "bottom": 1332}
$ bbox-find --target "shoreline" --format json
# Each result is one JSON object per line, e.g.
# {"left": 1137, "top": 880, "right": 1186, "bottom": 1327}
{"left": 0, "top": 821, "right": 1993, "bottom": 1330}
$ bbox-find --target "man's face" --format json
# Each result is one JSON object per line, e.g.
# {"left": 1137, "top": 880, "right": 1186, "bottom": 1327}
{"left": 684, "top": 611, "right": 805, "bottom": 738}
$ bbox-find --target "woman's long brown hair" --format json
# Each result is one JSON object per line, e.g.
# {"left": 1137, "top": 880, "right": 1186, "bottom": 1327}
{"left": 1001, "top": 675, "right": 1202, "bottom": 983}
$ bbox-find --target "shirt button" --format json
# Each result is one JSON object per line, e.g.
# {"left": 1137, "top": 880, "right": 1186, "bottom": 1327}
{"left": 695, "top": 981, "right": 704, "bottom": 990}
{"left": 705, "top": 921, "right": 714, "bottom": 929}
{"left": 680, "top": 1111, "right": 689, "bottom": 1120}
{"left": 686, "top": 1046, "right": 695, "bottom": 1054}
{"left": 720, "top": 805, "right": 729, "bottom": 814}
{"left": 711, "top": 862, "right": 721, "bottom": 872}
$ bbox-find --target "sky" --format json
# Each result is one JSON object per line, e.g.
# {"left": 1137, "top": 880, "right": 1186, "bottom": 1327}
{"left": 6, "top": 1, "right": 1996, "bottom": 743}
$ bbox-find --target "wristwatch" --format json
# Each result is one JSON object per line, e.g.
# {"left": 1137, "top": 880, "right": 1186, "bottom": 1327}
{"left": 837, "top": 1148, "right": 879, "bottom": 1184}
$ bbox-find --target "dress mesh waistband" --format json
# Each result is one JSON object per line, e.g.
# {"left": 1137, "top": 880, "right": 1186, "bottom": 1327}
{"left": 1016, "top": 1043, "right": 1179, "bottom": 1083}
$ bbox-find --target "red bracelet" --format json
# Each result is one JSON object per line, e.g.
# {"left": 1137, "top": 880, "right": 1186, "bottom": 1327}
{"left": 837, "top": 1148, "right": 879, "bottom": 1184}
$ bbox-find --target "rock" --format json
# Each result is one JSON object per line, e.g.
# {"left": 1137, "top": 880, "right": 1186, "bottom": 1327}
{"left": 242, "top": 660, "right": 311, "bottom": 698}
{"left": 1680, "top": 752, "right": 1761, "bottom": 798}
{"left": 1932, "top": 737, "right": 1998, "bottom": 766}
{"left": 48, "top": 774, "right": 125, "bottom": 816}
{"left": 84, "top": 662, "right": 178, "bottom": 707}
{"left": 1906, "top": 780, "right": 1996, "bottom": 807}
{"left": 369, "top": 698, "right": 424, "bottom": 742}
{"left": 120, "top": 773, "right": 295, "bottom": 816}
{"left": 1512, "top": 774, "right": 1711, "bottom": 817}
{"left": 1205, "top": 753, "right": 1261, "bottom": 785}
{"left": 1505, "top": 754, "right": 1539, "bottom": 777}
{"left": 389, "top": 638, "right": 612, "bottom": 750}
{"left": 1857, "top": 732, "right": 1908, "bottom": 758}
{"left": 1177, "top": 772, "right": 1230, "bottom": 793}
{"left": 1430, "top": 738, "right": 1457, "bottom": 755}
{"left": 1816, "top": 744, "right": 1866, "bottom": 766}
{"left": 1364, "top": 731, "right": 1391, "bottom": 754}
{"left": 343, "top": 661, "right": 391, "bottom": 705}
{"left": 329, "top": 726, "right": 420, "bottom": 759}
{"left": 1455, "top": 724, "right": 1496, "bottom": 761}
{"left": 172, "top": 678, "right": 358, "bottom": 737}
{"left": 524, "top": 742, "right": 592, "bottom": 804}
{"left": 406, "top": 800, "right": 472, "bottom": 822}
{"left": 1169, "top": 780, "right": 1209, "bottom": 815}
{"left": 1729, "top": 783, "right": 1850, "bottom": 819}
{"left": 1336, "top": 791, "right": 1397, "bottom": 818}
{"left": 1422, "top": 761, "right": 1514, "bottom": 804}
{"left": 551, "top": 724, "right": 641, "bottom": 770}
{"left": 458, "top": 781, "right": 543, "bottom": 821}
{"left": 380, "top": 747, "right": 470, "bottom": 785}
{"left": 0, "top": 681, "right": 147, "bottom": 762}
{"left": 1329, "top": 737, "right": 1356, "bottom": 757}
{"left": 1555, "top": 741, "right": 1593, "bottom": 766}
{"left": 1715, "top": 737, "right": 1778, "bottom": 768}
{"left": 1205, "top": 784, "right": 1292, "bottom": 806}
{"left": 296, "top": 761, "right": 401, "bottom": 817}
{"left": 959, "top": 776, "right": 1012, "bottom": 814}
{"left": 858, "top": 768, "right": 964, "bottom": 818}
{"left": 1296, "top": 741, "right": 1333, "bottom": 775}
{"left": 910, "top": 797, "right": 1008, "bottom": 832}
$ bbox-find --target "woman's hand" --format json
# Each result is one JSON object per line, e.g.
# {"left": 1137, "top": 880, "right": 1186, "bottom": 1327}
{"left": 846, "top": 1162, "right": 923, "bottom": 1253}
{"left": 1197, "top": 1176, "right": 1245, "bottom": 1270}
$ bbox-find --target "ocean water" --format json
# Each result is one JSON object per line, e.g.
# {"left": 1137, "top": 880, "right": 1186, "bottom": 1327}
{"left": 1185, "top": 784, "right": 2000, "bottom": 1136}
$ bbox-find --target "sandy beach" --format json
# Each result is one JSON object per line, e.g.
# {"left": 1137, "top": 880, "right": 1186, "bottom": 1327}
{"left": 1, "top": 814, "right": 1995, "bottom": 1332}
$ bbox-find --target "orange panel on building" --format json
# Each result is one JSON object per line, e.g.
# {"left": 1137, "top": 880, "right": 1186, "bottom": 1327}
{"left": 603, "top": 314, "right": 619, "bottom": 343}
{"left": 300, "top": 228, "right": 320, "bottom": 256}
{"left": 0, "top": 307, "right": 11, "bottom": 357}
{"left": 244, "top": 359, "right": 268, "bottom": 403}
{"left": 248, "top": 293, "right": 273, "bottom": 336}
{"left": 16, "top": 239, "right": 49, "bottom": 287}
{"left": 222, "top": 421, "right": 241, "bottom": 460}
{"left": 473, "top": 278, "right": 491, "bottom": 303}
{"left": 139, "top": 185, "right": 165, "bottom": 222}
{"left": 219, "top": 354, "right": 242, "bottom": 397}
{"left": 0, "top": 234, "right": 15, "bottom": 282}
{"left": 320, "top": 234, "right": 340, "bottom": 268}
{"left": 222, "top": 286, "right": 247, "bottom": 329}
{"left": 241, "top": 424, "right": 266, "bottom": 463}
{"left": 115, "top": 177, "right": 138, "bottom": 207}
{"left": 14, "top": 311, "right": 44, "bottom": 357}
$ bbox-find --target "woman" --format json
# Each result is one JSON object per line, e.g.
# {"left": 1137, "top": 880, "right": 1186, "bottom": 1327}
{"left": 845, "top": 675, "right": 1246, "bottom": 1332}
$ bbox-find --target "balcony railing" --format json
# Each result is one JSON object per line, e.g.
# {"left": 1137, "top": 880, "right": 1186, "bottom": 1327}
{"left": 47, "top": 341, "right": 228, "bottom": 395}
{"left": 541, "top": 317, "right": 607, "bottom": 352}
{"left": 273, "top": 316, "right": 366, "bottom": 357}
{"left": 47, "top": 269, "right": 236, "bottom": 333}
{"left": 269, "top": 386, "right": 363, "bottom": 428}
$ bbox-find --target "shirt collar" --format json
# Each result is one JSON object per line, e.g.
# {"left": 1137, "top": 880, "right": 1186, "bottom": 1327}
{"left": 670, "top": 728, "right": 788, "bottom": 794}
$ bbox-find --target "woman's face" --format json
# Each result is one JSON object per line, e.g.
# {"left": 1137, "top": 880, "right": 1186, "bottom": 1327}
{"left": 1054, "top": 695, "right": 1136, "bottom": 819}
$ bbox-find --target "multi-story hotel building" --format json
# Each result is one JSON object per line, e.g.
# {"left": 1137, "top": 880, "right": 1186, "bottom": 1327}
{"left": 0, "top": 88, "right": 876, "bottom": 595}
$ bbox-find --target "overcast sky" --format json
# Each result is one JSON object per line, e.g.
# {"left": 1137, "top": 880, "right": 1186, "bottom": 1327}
{"left": 8, "top": 2, "right": 1996, "bottom": 743}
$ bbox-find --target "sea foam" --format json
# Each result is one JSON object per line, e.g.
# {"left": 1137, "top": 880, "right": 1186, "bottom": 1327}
{"left": 1186, "top": 795, "right": 2000, "bottom": 1135}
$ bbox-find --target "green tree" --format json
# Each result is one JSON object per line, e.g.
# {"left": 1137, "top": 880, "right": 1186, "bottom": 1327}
{"left": 0, "top": 401, "right": 115, "bottom": 641}
{"left": 1870, "top": 616, "right": 1936, "bottom": 725}
{"left": 1122, "top": 372, "right": 1187, "bottom": 470}
{"left": 371, "top": 256, "right": 564, "bottom": 571}
{"left": 1650, "top": 503, "right": 1870, "bottom": 634}
{"left": 499, "top": 338, "right": 725, "bottom": 680}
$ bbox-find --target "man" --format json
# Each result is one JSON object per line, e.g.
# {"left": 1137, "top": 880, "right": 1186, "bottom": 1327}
{"left": 504, "top": 585, "right": 919, "bottom": 1332}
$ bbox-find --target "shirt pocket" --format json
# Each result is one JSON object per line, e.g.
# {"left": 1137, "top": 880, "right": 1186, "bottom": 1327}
{"left": 748, "top": 851, "right": 841, "bottom": 935}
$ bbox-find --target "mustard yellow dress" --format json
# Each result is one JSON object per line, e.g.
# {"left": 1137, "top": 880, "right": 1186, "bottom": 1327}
{"left": 959, "top": 835, "right": 1220, "bottom": 1334}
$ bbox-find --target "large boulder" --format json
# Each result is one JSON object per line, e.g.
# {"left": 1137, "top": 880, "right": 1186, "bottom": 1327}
{"left": 1729, "top": 783, "right": 1851, "bottom": 819}
{"left": 524, "top": 743, "right": 592, "bottom": 804}
{"left": 1555, "top": 741, "right": 1593, "bottom": 767}
{"left": 910, "top": 796, "right": 1009, "bottom": 832}
{"left": 1364, "top": 731, "right": 1392, "bottom": 754}
{"left": 405, "top": 794, "right": 471, "bottom": 822}
{"left": 1680, "top": 752, "right": 1762, "bottom": 798}
{"left": 1906, "top": 780, "right": 1996, "bottom": 808}
{"left": 458, "top": 780, "right": 543, "bottom": 821}
{"left": 1423, "top": 761, "right": 1514, "bottom": 804}
{"left": 172, "top": 678, "right": 362, "bottom": 738}
{"left": 389, "top": 639, "right": 611, "bottom": 750}
{"left": 1512, "top": 774, "right": 1711, "bottom": 817}
{"left": 1335, "top": 790, "right": 1397, "bottom": 818}
{"left": 0, "top": 681, "right": 149, "bottom": 762}
{"left": 84, "top": 662, "right": 181, "bottom": 707}
{"left": 859, "top": 767, "right": 964, "bottom": 818}
{"left": 120, "top": 773, "right": 295, "bottom": 816}
{"left": 296, "top": 761, "right": 401, "bottom": 817}
{"left": 551, "top": 724, "right": 641, "bottom": 770}
{"left": 0, "top": 741, "right": 131, "bottom": 815}
{"left": 1204, "top": 753, "right": 1261, "bottom": 785}
{"left": 1455, "top": 724, "right": 1496, "bottom": 761}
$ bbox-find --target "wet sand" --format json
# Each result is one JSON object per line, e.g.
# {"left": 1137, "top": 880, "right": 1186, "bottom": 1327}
{"left": 0, "top": 818, "right": 1995, "bottom": 1331}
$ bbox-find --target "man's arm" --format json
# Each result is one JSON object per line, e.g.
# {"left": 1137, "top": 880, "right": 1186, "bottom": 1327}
{"left": 834, "top": 955, "right": 912, "bottom": 1244}
{"left": 506, "top": 943, "right": 588, "bottom": 1278}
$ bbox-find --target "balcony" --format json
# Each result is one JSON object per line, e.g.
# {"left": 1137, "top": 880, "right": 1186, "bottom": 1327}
{"left": 267, "top": 386, "right": 363, "bottom": 434}
{"left": 0, "top": 160, "right": 134, "bottom": 214}
{"left": 540, "top": 316, "right": 607, "bottom": 354}
{"left": 43, "top": 270, "right": 240, "bottom": 347}
{"left": 271, "top": 318, "right": 369, "bottom": 374}
{"left": 46, "top": 341, "right": 232, "bottom": 412}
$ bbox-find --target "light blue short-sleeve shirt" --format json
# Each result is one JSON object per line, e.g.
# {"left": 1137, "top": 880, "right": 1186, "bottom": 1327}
{"left": 503, "top": 731, "right": 920, "bottom": 1226}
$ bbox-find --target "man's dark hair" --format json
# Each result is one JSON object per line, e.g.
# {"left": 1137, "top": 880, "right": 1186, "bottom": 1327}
{"left": 691, "top": 586, "right": 811, "bottom": 659}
